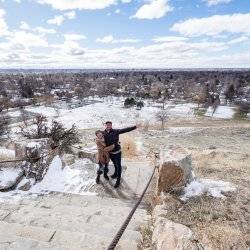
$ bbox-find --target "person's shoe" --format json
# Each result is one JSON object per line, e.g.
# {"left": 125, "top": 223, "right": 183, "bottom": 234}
{"left": 96, "top": 175, "right": 100, "bottom": 184}
{"left": 104, "top": 174, "right": 109, "bottom": 180}
{"left": 114, "top": 182, "right": 120, "bottom": 188}
{"left": 111, "top": 174, "right": 117, "bottom": 179}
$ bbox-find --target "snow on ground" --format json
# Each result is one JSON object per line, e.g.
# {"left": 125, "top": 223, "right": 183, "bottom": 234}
{"left": 7, "top": 110, "right": 22, "bottom": 118}
{"left": 0, "top": 147, "right": 15, "bottom": 159}
{"left": 205, "top": 106, "right": 236, "bottom": 119}
{"left": 181, "top": 178, "right": 236, "bottom": 201}
{"left": 0, "top": 168, "right": 21, "bottom": 187}
{"left": 0, "top": 156, "right": 96, "bottom": 202}
{"left": 23, "top": 98, "right": 197, "bottom": 130}
{"left": 30, "top": 156, "right": 95, "bottom": 195}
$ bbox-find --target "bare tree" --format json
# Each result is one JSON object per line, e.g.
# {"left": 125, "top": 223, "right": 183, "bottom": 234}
{"left": 20, "top": 114, "right": 49, "bottom": 139}
{"left": 155, "top": 110, "right": 168, "bottom": 130}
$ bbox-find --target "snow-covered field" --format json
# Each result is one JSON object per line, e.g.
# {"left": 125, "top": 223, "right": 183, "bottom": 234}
{"left": 24, "top": 98, "right": 197, "bottom": 129}
{"left": 205, "top": 105, "right": 236, "bottom": 119}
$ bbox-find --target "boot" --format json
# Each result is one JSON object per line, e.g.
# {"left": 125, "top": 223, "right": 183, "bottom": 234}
{"left": 96, "top": 174, "right": 100, "bottom": 184}
{"left": 114, "top": 181, "right": 120, "bottom": 188}
{"left": 104, "top": 173, "right": 109, "bottom": 180}
{"left": 111, "top": 174, "right": 117, "bottom": 179}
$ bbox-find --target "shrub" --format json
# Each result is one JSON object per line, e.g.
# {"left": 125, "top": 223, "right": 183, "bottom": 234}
{"left": 21, "top": 114, "right": 80, "bottom": 153}
{"left": 136, "top": 101, "right": 144, "bottom": 110}
{"left": 155, "top": 110, "right": 168, "bottom": 130}
{"left": 124, "top": 97, "right": 136, "bottom": 108}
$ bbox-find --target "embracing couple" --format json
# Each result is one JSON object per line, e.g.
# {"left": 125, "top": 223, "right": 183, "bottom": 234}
{"left": 95, "top": 121, "right": 137, "bottom": 188}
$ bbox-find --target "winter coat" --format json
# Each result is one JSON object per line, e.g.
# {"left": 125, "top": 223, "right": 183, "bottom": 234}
{"left": 95, "top": 138, "right": 115, "bottom": 165}
{"left": 103, "top": 126, "right": 137, "bottom": 154}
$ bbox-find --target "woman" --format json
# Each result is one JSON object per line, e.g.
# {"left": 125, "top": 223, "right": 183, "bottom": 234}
{"left": 95, "top": 130, "right": 114, "bottom": 184}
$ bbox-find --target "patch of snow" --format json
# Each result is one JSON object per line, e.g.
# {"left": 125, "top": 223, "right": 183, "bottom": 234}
{"left": 30, "top": 156, "right": 96, "bottom": 195}
{"left": 181, "top": 178, "right": 236, "bottom": 201}
{"left": 205, "top": 106, "right": 236, "bottom": 119}
{"left": 0, "top": 167, "right": 23, "bottom": 190}
{"left": 8, "top": 110, "right": 22, "bottom": 118}
{"left": 0, "top": 168, "right": 20, "bottom": 186}
{"left": 25, "top": 106, "right": 58, "bottom": 117}
{"left": 26, "top": 142, "right": 42, "bottom": 148}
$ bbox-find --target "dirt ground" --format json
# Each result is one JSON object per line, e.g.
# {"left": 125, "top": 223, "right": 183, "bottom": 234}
{"left": 139, "top": 117, "right": 250, "bottom": 250}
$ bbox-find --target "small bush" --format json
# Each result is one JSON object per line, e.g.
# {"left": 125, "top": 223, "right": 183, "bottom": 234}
{"left": 21, "top": 114, "right": 80, "bottom": 153}
{"left": 124, "top": 97, "right": 136, "bottom": 108}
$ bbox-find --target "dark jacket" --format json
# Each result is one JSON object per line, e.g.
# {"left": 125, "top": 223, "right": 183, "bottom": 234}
{"left": 103, "top": 126, "right": 137, "bottom": 153}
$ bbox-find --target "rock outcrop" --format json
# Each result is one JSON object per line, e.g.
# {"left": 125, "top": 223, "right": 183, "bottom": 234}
{"left": 152, "top": 205, "right": 197, "bottom": 250}
{"left": 157, "top": 148, "right": 194, "bottom": 194}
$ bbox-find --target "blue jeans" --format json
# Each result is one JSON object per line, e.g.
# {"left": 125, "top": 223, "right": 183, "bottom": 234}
{"left": 110, "top": 152, "right": 122, "bottom": 184}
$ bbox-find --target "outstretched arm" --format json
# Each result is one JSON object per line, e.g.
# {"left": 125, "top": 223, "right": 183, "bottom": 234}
{"left": 117, "top": 126, "right": 137, "bottom": 135}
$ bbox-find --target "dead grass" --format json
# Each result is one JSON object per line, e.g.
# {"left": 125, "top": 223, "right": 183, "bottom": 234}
{"left": 120, "top": 134, "right": 138, "bottom": 158}
{"left": 142, "top": 120, "right": 250, "bottom": 249}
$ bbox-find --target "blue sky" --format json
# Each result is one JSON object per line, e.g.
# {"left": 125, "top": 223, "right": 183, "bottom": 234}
{"left": 0, "top": 0, "right": 249, "bottom": 68}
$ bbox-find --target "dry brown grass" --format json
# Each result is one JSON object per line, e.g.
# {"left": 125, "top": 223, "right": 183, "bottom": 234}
{"left": 142, "top": 120, "right": 250, "bottom": 249}
{"left": 120, "top": 134, "right": 138, "bottom": 158}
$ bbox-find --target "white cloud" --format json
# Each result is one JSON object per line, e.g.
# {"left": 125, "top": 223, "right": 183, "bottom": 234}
{"left": 152, "top": 36, "right": 188, "bottom": 43}
{"left": 64, "top": 33, "right": 86, "bottom": 41}
{"left": 96, "top": 35, "right": 140, "bottom": 44}
{"left": 47, "top": 11, "right": 77, "bottom": 26}
{"left": 20, "top": 21, "right": 56, "bottom": 34}
{"left": 35, "top": 26, "right": 57, "bottom": 34}
{"left": 47, "top": 15, "right": 65, "bottom": 25}
{"left": 6, "top": 31, "right": 48, "bottom": 48}
{"left": 171, "top": 13, "right": 250, "bottom": 37}
{"left": 20, "top": 21, "right": 30, "bottom": 30}
{"left": 64, "top": 11, "right": 76, "bottom": 19}
{"left": 0, "top": 8, "right": 8, "bottom": 36}
{"left": 36, "top": 0, "right": 125, "bottom": 10}
{"left": 131, "top": 0, "right": 173, "bottom": 20}
{"left": 227, "top": 36, "right": 249, "bottom": 45}
{"left": 203, "top": 0, "right": 232, "bottom": 6}
{"left": 52, "top": 40, "right": 85, "bottom": 56}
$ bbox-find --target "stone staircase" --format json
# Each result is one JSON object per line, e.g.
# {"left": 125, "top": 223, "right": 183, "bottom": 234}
{"left": 0, "top": 158, "right": 154, "bottom": 250}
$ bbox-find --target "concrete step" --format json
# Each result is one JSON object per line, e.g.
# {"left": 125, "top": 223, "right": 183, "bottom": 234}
{"left": 0, "top": 233, "right": 65, "bottom": 250}
{"left": 5, "top": 202, "right": 147, "bottom": 234}
{"left": 122, "top": 161, "right": 155, "bottom": 196}
{"left": 23, "top": 192, "right": 141, "bottom": 209}
{"left": 0, "top": 221, "right": 139, "bottom": 250}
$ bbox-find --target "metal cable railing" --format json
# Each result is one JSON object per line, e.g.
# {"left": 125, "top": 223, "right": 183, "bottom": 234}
{"left": 107, "top": 153, "right": 159, "bottom": 250}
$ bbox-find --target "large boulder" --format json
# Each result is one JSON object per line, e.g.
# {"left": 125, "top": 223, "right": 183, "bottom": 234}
{"left": 157, "top": 148, "right": 194, "bottom": 194}
{"left": 152, "top": 217, "right": 197, "bottom": 250}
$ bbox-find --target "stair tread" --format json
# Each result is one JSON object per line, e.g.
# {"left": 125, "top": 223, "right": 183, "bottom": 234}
{"left": 0, "top": 221, "right": 140, "bottom": 250}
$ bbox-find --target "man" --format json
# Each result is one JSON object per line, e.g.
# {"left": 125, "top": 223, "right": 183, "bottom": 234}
{"left": 103, "top": 121, "right": 137, "bottom": 188}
